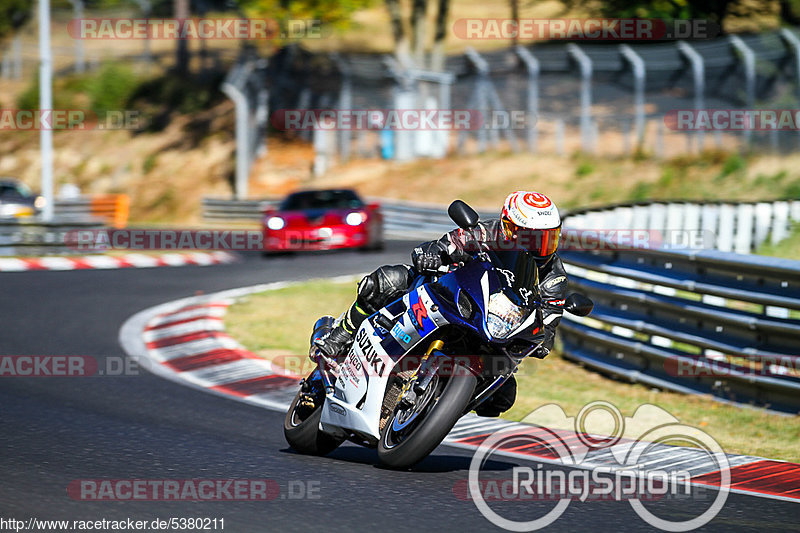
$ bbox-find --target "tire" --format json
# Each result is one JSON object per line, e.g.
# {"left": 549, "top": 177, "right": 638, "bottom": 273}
{"left": 284, "top": 390, "right": 344, "bottom": 456}
{"left": 377, "top": 364, "right": 476, "bottom": 469}
{"left": 262, "top": 250, "right": 292, "bottom": 258}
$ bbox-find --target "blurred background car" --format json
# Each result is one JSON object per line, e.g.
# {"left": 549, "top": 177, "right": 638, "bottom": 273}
{"left": 262, "top": 188, "right": 383, "bottom": 253}
{"left": 0, "top": 178, "right": 44, "bottom": 218}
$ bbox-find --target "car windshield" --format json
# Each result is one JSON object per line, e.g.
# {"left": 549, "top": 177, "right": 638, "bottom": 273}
{"left": 280, "top": 190, "right": 363, "bottom": 211}
{"left": 0, "top": 183, "right": 32, "bottom": 200}
{"left": 487, "top": 250, "right": 542, "bottom": 307}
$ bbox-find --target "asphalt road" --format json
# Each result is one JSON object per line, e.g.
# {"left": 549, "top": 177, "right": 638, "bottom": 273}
{"left": 0, "top": 243, "right": 797, "bottom": 532}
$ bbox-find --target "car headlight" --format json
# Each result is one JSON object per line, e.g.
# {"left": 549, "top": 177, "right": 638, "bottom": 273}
{"left": 345, "top": 212, "right": 366, "bottom": 226}
{"left": 486, "top": 292, "right": 527, "bottom": 339}
{"left": 34, "top": 196, "right": 46, "bottom": 209}
{"left": 266, "top": 216, "right": 285, "bottom": 230}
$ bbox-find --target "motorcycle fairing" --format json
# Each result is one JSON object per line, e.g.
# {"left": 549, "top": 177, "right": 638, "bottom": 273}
{"left": 319, "top": 285, "right": 451, "bottom": 441}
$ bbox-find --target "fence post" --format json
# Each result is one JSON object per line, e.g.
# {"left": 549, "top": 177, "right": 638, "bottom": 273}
{"left": 464, "top": 49, "right": 493, "bottom": 151}
{"left": 779, "top": 28, "right": 800, "bottom": 104}
{"left": 1, "top": 48, "right": 9, "bottom": 79}
{"left": 677, "top": 41, "right": 705, "bottom": 152}
{"left": 13, "top": 35, "right": 21, "bottom": 78}
{"left": 465, "top": 48, "right": 519, "bottom": 151}
{"left": 255, "top": 64, "right": 269, "bottom": 158}
{"left": 729, "top": 35, "right": 756, "bottom": 148}
{"left": 655, "top": 119, "right": 664, "bottom": 158}
{"left": 3, "top": 35, "right": 23, "bottom": 80}
{"left": 332, "top": 54, "right": 352, "bottom": 163}
{"left": 623, "top": 119, "right": 631, "bottom": 155}
{"left": 132, "top": 0, "right": 153, "bottom": 65}
{"left": 566, "top": 43, "right": 593, "bottom": 152}
{"left": 68, "top": 0, "right": 85, "bottom": 73}
{"left": 620, "top": 44, "right": 645, "bottom": 147}
{"left": 555, "top": 118, "right": 565, "bottom": 155}
{"left": 40, "top": 0, "right": 54, "bottom": 222}
{"left": 516, "top": 46, "right": 539, "bottom": 153}
{"left": 221, "top": 60, "right": 255, "bottom": 200}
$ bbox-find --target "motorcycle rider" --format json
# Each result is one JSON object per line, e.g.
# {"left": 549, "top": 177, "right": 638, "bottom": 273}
{"left": 314, "top": 191, "right": 568, "bottom": 417}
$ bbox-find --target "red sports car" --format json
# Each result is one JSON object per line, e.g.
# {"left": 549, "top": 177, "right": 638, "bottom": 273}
{"left": 262, "top": 189, "right": 383, "bottom": 253}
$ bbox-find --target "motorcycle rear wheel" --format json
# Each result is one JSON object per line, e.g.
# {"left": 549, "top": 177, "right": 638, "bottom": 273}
{"left": 284, "top": 389, "right": 344, "bottom": 456}
{"left": 377, "top": 363, "right": 476, "bottom": 469}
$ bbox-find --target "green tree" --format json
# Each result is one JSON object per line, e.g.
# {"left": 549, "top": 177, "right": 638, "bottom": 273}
{"left": 562, "top": 0, "right": 735, "bottom": 31}
{"left": 0, "top": 0, "right": 32, "bottom": 42}
{"left": 238, "top": 0, "right": 373, "bottom": 34}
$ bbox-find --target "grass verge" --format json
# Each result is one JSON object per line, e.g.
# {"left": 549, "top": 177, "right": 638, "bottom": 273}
{"left": 225, "top": 278, "right": 800, "bottom": 462}
{"left": 756, "top": 223, "right": 800, "bottom": 261}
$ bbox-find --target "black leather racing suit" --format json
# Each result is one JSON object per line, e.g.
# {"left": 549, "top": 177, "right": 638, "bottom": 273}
{"left": 335, "top": 219, "right": 568, "bottom": 417}
{"left": 416, "top": 219, "right": 569, "bottom": 354}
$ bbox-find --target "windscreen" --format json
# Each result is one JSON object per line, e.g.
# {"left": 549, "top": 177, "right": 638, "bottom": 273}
{"left": 489, "top": 250, "right": 542, "bottom": 307}
{"left": 0, "top": 183, "right": 31, "bottom": 200}
{"left": 280, "top": 190, "right": 363, "bottom": 211}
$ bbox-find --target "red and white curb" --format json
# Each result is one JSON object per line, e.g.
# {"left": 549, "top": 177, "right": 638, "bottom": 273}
{"left": 119, "top": 280, "right": 800, "bottom": 504}
{"left": 0, "top": 251, "right": 237, "bottom": 272}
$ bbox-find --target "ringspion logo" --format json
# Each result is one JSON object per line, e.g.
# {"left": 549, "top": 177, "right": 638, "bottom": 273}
{"left": 466, "top": 401, "right": 730, "bottom": 531}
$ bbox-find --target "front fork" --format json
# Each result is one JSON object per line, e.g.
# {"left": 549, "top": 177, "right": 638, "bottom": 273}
{"left": 397, "top": 340, "right": 444, "bottom": 409}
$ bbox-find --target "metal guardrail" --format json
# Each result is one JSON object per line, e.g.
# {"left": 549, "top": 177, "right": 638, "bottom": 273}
{"left": 560, "top": 200, "right": 800, "bottom": 413}
{"left": 559, "top": 244, "right": 800, "bottom": 413}
{"left": 201, "top": 198, "right": 276, "bottom": 221}
{"left": 0, "top": 196, "right": 129, "bottom": 255}
{"left": 201, "top": 197, "right": 493, "bottom": 240}
{"left": 54, "top": 195, "right": 130, "bottom": 228}
{"left": 0, "top": 218, "right": 104, "bottom": 256}
{"left": 199, "top": 196, "right": 800, "bottom": 412}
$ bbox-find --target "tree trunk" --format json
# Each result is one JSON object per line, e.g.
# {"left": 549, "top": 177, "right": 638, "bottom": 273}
{"left": 510, "top": 0, "right": 519, "bottom": 47}
{"left": 430, "top": 0, "right": 449, "bottom": 72}
{"left": 174, "top": 0, "right": 189, "bottom": 73}
{"left": 780, "top": 0, "right": 800, "bottom": 24}
{"left": 411, "top": 0, "right": 427, "bottom": 68}
{"left": 386, "top": 0, "right": 411, "bottom": 66}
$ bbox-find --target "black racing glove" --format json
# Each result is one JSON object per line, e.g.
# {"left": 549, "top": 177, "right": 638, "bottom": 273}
{"left": 412, "top": 242, "right": 444, "bottom": 273}
{"left": 531, "top": 345, "right": 550, "bottom": 359}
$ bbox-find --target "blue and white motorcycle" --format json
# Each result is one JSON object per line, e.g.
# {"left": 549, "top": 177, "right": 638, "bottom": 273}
{"left": 284, "top": 201, "right": 593, "bottom": 468}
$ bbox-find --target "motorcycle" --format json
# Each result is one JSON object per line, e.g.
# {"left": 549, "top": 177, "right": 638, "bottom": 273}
{"left": 284, "top": 200, "right": 593, "bottom": 468}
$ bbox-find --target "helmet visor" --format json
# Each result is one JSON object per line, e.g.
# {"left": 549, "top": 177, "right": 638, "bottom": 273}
{"left": 501, "top": 219, "right": 561, "bottom": 257}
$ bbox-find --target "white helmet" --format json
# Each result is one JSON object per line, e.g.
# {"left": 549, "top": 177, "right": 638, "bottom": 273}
{"left": 500, "top": 191, "right": 561, "bottom": 258}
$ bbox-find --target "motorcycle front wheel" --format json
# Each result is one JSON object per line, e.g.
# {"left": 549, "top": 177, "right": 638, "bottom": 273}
{"left": 284, "top": 389, "right": 344, "bottom": 456}
{"left": 377, "top": 363, "right": 477, "bottom": 469}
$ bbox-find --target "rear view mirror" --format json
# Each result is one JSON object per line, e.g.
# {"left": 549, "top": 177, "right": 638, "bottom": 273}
{"left": 448, "top": 200, "right": 480, "bottom": 230}
{"left": 564, "top": 293, "right": 593, "bottom": 316}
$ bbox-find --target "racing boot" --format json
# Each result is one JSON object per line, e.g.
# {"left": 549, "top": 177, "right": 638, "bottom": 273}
{"left": 313, "top": 325, "right": 353, "bottom": 362}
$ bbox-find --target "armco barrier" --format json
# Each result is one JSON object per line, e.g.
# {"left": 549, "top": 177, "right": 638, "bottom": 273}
{"left": 0, "top": 218, "right": 104, "bottom": 256}
{"left": 54, "top": 195, "right": 130, "bottom": 228}
{"left": 201, "top": 197, "right": 493, "bottom": 240}
{"left": 200, "top": 196, "right": 800, "bottom": 412}
{"left": 0, "top": 195, "right": 128, "bottom": 255}
{"left": 560, "top": 199, "right": 800, "bottom": 413}
{"left": 559, "top": 243, "right": 800, "bottom": 413}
